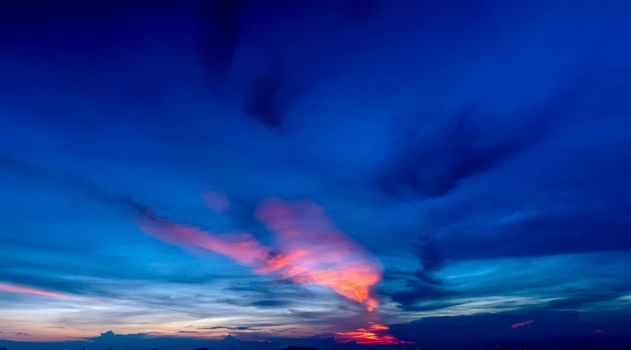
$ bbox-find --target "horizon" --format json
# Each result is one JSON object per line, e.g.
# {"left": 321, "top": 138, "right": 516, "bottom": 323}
{"left": 1, "top": 1, "right": 631, "bottom": 349}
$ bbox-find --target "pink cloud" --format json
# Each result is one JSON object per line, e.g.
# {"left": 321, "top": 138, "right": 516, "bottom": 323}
{"left": 255, "top": 198, "right": 381, "bottom": 311}
{"left": 138, "top": 209, "right": 270, "bottom": 266}
{"left": 511, "top": 319, "right": 534, "bottom": 329}
{"left": 136, "top": 198, "right": 381, "bottom": 311}
{"left": 0, "top": 282, "right": 71, "bottom": 299}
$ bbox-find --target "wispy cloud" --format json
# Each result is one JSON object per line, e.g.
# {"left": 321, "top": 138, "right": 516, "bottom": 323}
{"left": 136, "top": 198, "right": 381, "bottom": 312}
{"left": 511, "top": 319, "right": 533, "bottom": 329}
{"left": 0, "top": 282, "right": 72, "bottom": 299}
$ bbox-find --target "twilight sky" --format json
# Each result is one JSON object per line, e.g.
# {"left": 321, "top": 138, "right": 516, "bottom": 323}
{"left": 1, "top": 1, "right": 631, "bottom": 348}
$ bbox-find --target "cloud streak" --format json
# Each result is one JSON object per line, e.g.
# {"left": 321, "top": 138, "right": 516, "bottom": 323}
{"left": 511, "top": 319, "right": 534, "bottom": 329}
{"left": 136, "top": 198, "right": 381, "bottom": 312}
{"left": 0, "top": 282, "right": 71, "bottom": 299}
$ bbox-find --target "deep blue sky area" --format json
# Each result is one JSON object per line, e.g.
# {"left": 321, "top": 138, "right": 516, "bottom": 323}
{"left": 1, "top": 1, "right": 631, "bottom": 349}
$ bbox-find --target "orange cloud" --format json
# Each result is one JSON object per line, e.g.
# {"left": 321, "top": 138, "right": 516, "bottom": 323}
{"left": 335, "top": 322, "right": 412, "bottom": 346}
{"left": 136, "top": 199, "right": 381, "bottom": 311}
{"left": 255, "top": 199, "right": 381, "bottom": 311}
{"left": 0, "top": 282, "right": 71, "bottom": 299}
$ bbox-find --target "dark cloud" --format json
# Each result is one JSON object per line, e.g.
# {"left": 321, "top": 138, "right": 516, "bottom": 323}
{"left": 243, "top": 61, "right": 291, "bottom": 129}
{"left": 545, "top": 291, "right": 623, "bottom": 311}
{"left": 251, "top": 299, "right": 289, "bottom": 308}
{"left": 0, "top": 271, "right": 87, "bottom": 297}
{"left": 389, "top": 283, "right": 452, "bottom": 312}
{"left": 415, "top": 235, "right": 443, "bottom": 283}
{"left": 387, "top": 236, "right": 451, "bottom": 310}
{"left": 436, "top": 204, "right": 631, "bottom": 260}
{"left": 198, "top": 0, "right": 243, "bottom": 78}
{"left": 0, "top": 154, "right": 145, "bottom": 217}
{"left": 378, "top": 108, "right": 527, "bottom": 198}
{"left": 226, "top": 280, "right": 312, "bottom": 299}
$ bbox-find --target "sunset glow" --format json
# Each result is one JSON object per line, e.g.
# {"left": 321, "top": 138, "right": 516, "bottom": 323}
{"left": 2, "top": 1, "right": 631, "bottom": 348}
{"left": 137, "top": 199, "right": 381, "bottom": 311}
{"left": 335, "top": 322, "right": 412, "bottom": 346}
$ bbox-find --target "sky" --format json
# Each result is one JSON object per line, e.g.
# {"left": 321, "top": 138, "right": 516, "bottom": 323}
{"left": 1, "top": 1, "right": 631, "bottom": 349}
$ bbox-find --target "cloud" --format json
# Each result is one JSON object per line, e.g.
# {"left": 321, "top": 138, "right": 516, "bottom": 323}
{"left": 250, "top": 300, "right": 288, "bottom": 308}
{"left": 384, "top": 235, "right": 452, "bottom": 311}
{"left": 138, "top": 209, "right": 271, "bottom": 267}
{"left": 198, "top": 0, "right": 243, "bottom": 78}
{"left": 243, "top": 61, "right": 290, "bottom": 129}
{"left": 0, "top": 282, "right": 72, "bottom": 299}
{"left": 137, "top": 198, "right": 381, "bottom": 312}
{"left": 255, "top": 199, "right": 381, "bottom": 311}
{"left": 1, "top": 0, "right": 631, "bottom": 345}
{"left": 335, "top": 322, "right": 412, "bottom": 346}
{"left": 378, "top": 111, "right": 519, "bottom": 198}
{"left": 511, "top": 319, "right": 533, "bottom": 329}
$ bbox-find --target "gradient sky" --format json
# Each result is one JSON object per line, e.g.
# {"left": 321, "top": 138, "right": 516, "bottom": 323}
{"left": 1, "top": 1, "right": 631, "bottom": 349}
